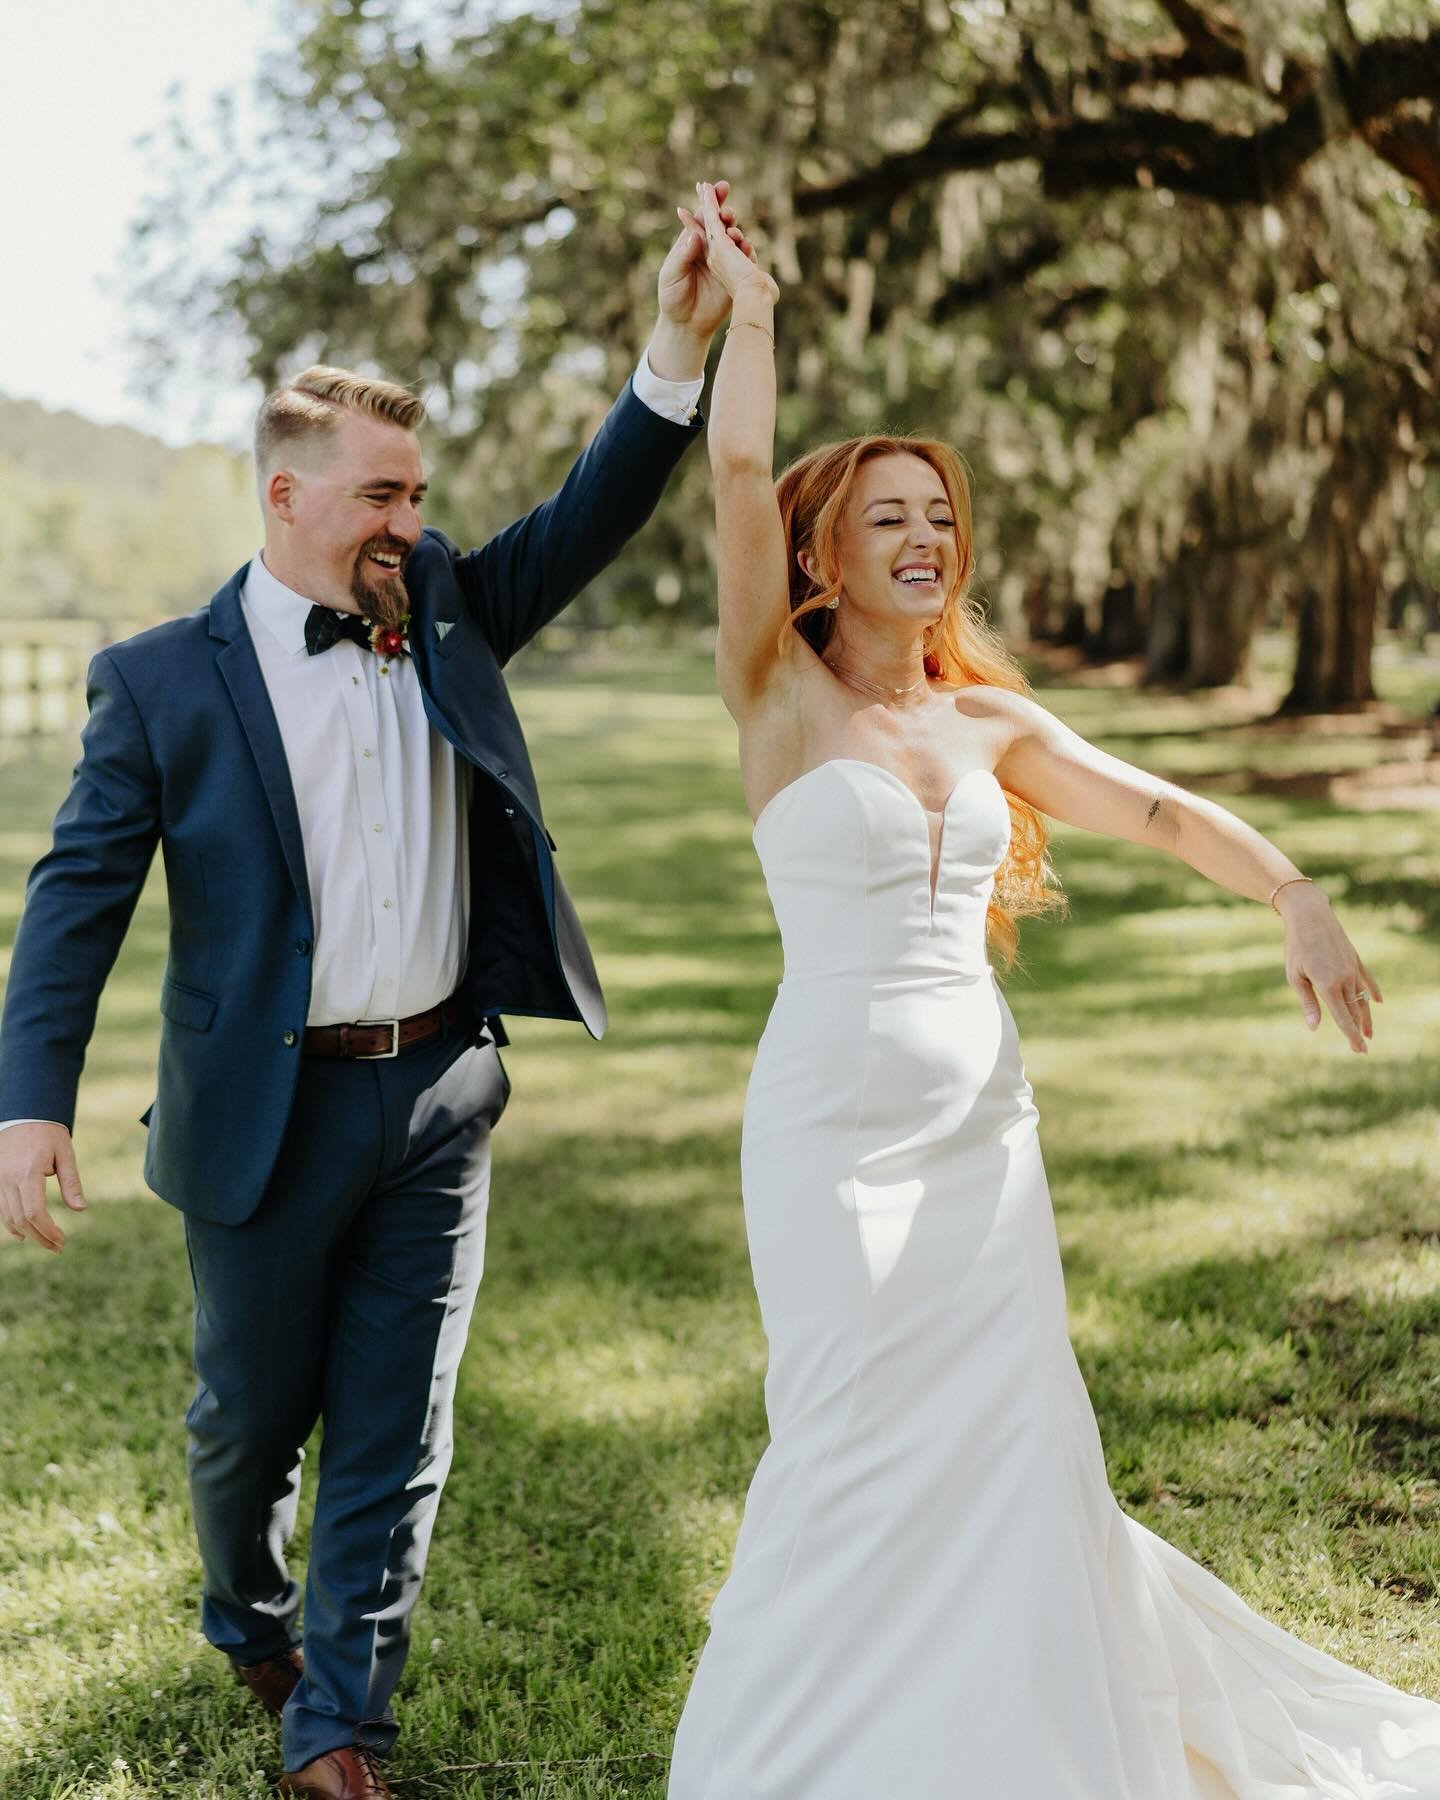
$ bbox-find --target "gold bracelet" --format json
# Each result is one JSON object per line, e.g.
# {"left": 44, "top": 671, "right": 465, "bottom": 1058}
{"left": 729, "top": 319, "right": 775, "bottom": 346}
{"left": 1268, "top": 875, "right": 1314, "bottom": 911}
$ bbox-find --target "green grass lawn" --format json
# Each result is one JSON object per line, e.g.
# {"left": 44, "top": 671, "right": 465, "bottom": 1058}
{"left": 0, "top": 650, "right": 1437, "bottom": 1798}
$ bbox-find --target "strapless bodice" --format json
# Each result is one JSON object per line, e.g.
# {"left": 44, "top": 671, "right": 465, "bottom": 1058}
{"left": 751, "top": 758, "right": 1011, "bottom": 983}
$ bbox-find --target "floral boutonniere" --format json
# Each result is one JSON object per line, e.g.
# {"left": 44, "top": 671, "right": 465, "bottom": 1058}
{"left": 369, "top": 614, "right": 411, "bottom": 660}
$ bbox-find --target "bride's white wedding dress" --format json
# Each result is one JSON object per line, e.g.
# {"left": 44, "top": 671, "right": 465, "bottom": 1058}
{"left": 668, "top": 756, "right": 1440, "bottom": 1800}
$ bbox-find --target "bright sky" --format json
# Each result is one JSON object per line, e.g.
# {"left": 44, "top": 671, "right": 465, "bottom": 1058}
{"left": 8, "top": 0, "right": 277, "bottom": 448}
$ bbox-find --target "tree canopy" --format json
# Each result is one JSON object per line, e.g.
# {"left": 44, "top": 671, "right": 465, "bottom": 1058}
{"left": 131, "top": 0, "right": 1440, "bottom": 706}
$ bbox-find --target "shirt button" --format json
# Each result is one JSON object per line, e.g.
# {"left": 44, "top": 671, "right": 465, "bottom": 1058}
{"left": 382, "top": 898, "right": 393, "bottom": 909}
{"left": 373, "top": 823, "right": 384, "bottom": 833}
{"left": 295, "top": 939, "right": 310, "bottom": 957}
{"left": 363, "top": 748, "right": 373, "bottom": 759}
{"left": 282, "top": 1029, "right": 298, "bottom": 1047}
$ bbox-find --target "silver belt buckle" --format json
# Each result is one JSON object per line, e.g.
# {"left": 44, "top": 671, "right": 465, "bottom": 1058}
{"left": 354, "top": 1017, "right": 401, "bottom": 1058}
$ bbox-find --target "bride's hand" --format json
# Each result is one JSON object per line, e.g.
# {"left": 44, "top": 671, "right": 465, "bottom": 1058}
{"left": 659, "top": 179, "right": 756, "bottom": 343}
{"left": 684, "top": 180, "right": 779, "bottom": 307}
{"left": 1277, "top": 884, "right": 1382, "bottom": 1053}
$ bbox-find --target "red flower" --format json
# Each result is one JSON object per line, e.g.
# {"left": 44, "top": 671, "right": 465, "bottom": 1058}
{"left": 369, "top": 615, "right": 411, "bottom": 659}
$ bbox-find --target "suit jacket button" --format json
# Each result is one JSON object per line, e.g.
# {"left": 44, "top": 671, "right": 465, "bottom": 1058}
{"left": 282, "top": 1029, "right": 298, "bottom": 1047}
{"left": 295, "top": 939, "right": 311, "bottom": 957}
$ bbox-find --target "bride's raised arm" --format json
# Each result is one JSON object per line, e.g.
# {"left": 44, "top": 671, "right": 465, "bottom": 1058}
{"left": 686, "top": 182, "right": 790, "bottom": 716}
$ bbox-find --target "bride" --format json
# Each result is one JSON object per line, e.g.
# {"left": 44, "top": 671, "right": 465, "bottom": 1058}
{"left": 666, "top": 181, "right": 1440, "bottom": 1799}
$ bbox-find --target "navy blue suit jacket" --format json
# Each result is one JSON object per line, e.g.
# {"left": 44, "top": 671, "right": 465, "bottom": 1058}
{"left": 0, "top": 379, "right": 700, "bottom": 1224}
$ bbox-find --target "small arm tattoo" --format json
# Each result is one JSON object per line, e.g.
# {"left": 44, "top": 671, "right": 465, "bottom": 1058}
{"left": 1144, "top": 796, "right": 1163, "bottom": 830}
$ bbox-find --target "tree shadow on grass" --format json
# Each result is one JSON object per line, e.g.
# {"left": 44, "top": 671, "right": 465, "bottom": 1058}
{"left": 1045, "top": 1055, "right": 1439, "bottom": 1181}
{"left": 603, "top": 985, "right": 776, "bottom": 1052}
{"left": 1045, "top": 1143, "right": 1239, "bottom": 1213}
{"left": 1084, "top": 1244, "right": 1439, "bottom": 1475}
{"left": 0, "top": 1128, "right": 763, "bottom": 1800}
{"left": 483, "top": 1128, "right": 749, "bottom": 1304}
{"left": 1299, "top": 857, "right": 1440, "bottom": 935}
{"left": 1235, "top": 1057, "right": 1440, "bottom": 1145}
{"left": 0, "top": 1380, "right": 764, "bottom": 1800}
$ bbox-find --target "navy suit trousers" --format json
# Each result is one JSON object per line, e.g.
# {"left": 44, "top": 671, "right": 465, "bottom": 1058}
{"left": 181, "top": 1017, "right": 507, "bottom": 1769}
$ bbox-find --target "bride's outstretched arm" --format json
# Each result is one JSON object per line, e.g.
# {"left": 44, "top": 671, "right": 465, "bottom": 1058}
{"left": 988, "top": 689, "right": 1381, "bottom": 1053}
{"left": 685, "top": 182, "right": 791, "bottom": 714}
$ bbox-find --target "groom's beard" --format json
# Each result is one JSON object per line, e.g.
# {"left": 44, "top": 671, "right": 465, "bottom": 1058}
{"left": 350, "top": 536, "right": 411, "bottom": 629}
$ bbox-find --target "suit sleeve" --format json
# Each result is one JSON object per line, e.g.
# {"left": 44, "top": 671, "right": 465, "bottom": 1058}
{"left": 0, "top": 651, "right": 162, "bottom": 1127}
{"left": 453, "top": 376, "right": 702, "bottom": 667}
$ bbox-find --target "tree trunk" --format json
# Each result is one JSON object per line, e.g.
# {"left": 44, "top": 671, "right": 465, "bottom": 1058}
{"left": 1021, "top": 576, "right": 1086, "bottom": 647}
{"left": 1141, "top": 482, "right": 1263, "bottom": 689}
{"left": 1283, "top": 576, "right": 1378, "bottom": 710}
{"left": 1188, "top": 543, "right": 1269, "bottom": 688}
{"left": 1143, "top": 570, "right": 1192, "bottom": 685}
{"left": 1280, "top": 434, "right": 1389, "bottom": 712}
{"left": 1089, "top": 576, "right": 1144, "bottom": 660}
{"left": 1053, "top": 596, "right": 1088, "bottom": 649}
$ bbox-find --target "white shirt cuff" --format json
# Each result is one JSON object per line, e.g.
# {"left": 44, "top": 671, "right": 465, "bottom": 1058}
{"left": 630, "top": 351, "right": 704, "bottom": 426}
{"left": 0, "top": 1120, "right": 58, "bottom": 1131}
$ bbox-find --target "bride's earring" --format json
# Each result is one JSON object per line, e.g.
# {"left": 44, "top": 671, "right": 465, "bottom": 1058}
{"left": 826, "top": 597, "right": 839, "bottom": 610}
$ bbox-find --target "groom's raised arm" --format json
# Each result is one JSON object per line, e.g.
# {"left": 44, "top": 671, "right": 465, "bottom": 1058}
{"left": 452, "top": 366, "right": 702, "bottom": 668}
{"left": 446, "top": 179, "right": 757, "bottom": 667}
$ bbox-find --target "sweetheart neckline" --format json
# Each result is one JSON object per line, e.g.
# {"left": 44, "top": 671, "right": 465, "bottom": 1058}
{"left": 751, "top": 757, "right": 1002, "bottom": 838}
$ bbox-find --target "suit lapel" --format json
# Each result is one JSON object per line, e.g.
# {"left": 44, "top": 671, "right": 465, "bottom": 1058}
{"left": 410, "top": 608, "right": 546, "bottom": 828}
{"left": 209, "top": 570, "right": 313, "bottom": 923}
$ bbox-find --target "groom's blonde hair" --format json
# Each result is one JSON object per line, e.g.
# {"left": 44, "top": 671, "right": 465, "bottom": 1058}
{"left": 254, "top": 365, "right": 427, "bottom": 480}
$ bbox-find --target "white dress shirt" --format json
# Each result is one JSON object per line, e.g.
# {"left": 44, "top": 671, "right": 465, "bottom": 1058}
{"left": 1, "top": 355, "right": 703, "bottom": 1123}
{"left": 244, "top": 550, "right": 471, "bottom": 1025}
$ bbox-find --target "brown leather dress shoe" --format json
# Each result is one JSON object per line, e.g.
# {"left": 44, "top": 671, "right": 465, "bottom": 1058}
{"left": 231, "top": 1647, "right": 304, "bottom": 1718}
{"left": 277, "top": 1745, "right": 393, "bottom": 1798}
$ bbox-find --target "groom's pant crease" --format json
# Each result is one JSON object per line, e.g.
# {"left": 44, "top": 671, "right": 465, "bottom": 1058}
{"left": 184, "top": 1209, "right": 335, "bottom": 1660}
{"left": 179, "top": 1018, "right": 503, "bottom": 1767}
{"left": 282, "top": 1031, "right": 495, "bottom": 1766}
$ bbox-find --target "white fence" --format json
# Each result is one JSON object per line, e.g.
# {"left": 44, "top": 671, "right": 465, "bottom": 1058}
{"left": 0, "top": 621, "right": 152, "bottom": 744}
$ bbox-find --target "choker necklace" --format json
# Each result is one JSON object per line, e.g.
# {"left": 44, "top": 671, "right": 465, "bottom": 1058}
{"left": 823, "top": 657, "right": 928, "bottom": 702}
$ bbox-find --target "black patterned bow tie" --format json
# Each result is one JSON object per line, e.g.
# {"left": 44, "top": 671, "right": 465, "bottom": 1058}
{"left": 304, "top": 605, "right": 374, "bottom": 657}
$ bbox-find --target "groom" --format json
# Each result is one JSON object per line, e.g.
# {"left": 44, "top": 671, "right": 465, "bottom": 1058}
{"left": 0, "top": 184, "right": 751, "bottom": 1798}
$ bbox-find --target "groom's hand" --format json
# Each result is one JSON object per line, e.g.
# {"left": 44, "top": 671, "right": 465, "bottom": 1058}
{"left": 0, "top": 1122, "right": 86, "bottom": 1253}
{"left": 647, "top": 178, "right": 756, "bottom": 382}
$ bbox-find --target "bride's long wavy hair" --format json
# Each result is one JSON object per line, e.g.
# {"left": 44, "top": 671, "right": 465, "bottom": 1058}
{"left": 773, "top": 434, "right": 1064, "bottom": 969}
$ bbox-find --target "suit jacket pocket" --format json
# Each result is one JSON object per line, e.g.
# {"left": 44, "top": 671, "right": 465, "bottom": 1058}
{"left": 160, "top": 976, "right": 218, "bottom": 1033}
{"left": 433, "top": 611, "right": 470, "bottom": 658}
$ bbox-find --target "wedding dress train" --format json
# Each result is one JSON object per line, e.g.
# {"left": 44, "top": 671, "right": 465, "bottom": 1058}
{"left": 668, "top": 757, "right": 1440, "bottom": 1799}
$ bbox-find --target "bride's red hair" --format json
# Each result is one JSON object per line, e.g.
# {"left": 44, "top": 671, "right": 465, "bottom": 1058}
{"left": 773, "top": 434, "right": 1063, "bottom": 968}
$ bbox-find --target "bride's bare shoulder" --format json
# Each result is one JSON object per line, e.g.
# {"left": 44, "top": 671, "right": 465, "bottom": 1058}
{"left": 943, "top": 681, "right": 1051, "bottom": 729}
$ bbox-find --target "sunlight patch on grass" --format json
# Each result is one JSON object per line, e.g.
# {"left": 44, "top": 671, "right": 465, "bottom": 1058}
{"left": 598, "top": 951, "right": 762, "bottom": 988}
{"left": 499, "top": 1334, "right": 723, "bottom": 1428}
{"left": 1066, "top": 1288, "right": 1144, "bottom": 1352}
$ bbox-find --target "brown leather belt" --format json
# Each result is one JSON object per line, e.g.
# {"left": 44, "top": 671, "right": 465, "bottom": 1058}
{"left": 302, "top": 993, "right": 470, "bottom": 1060}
